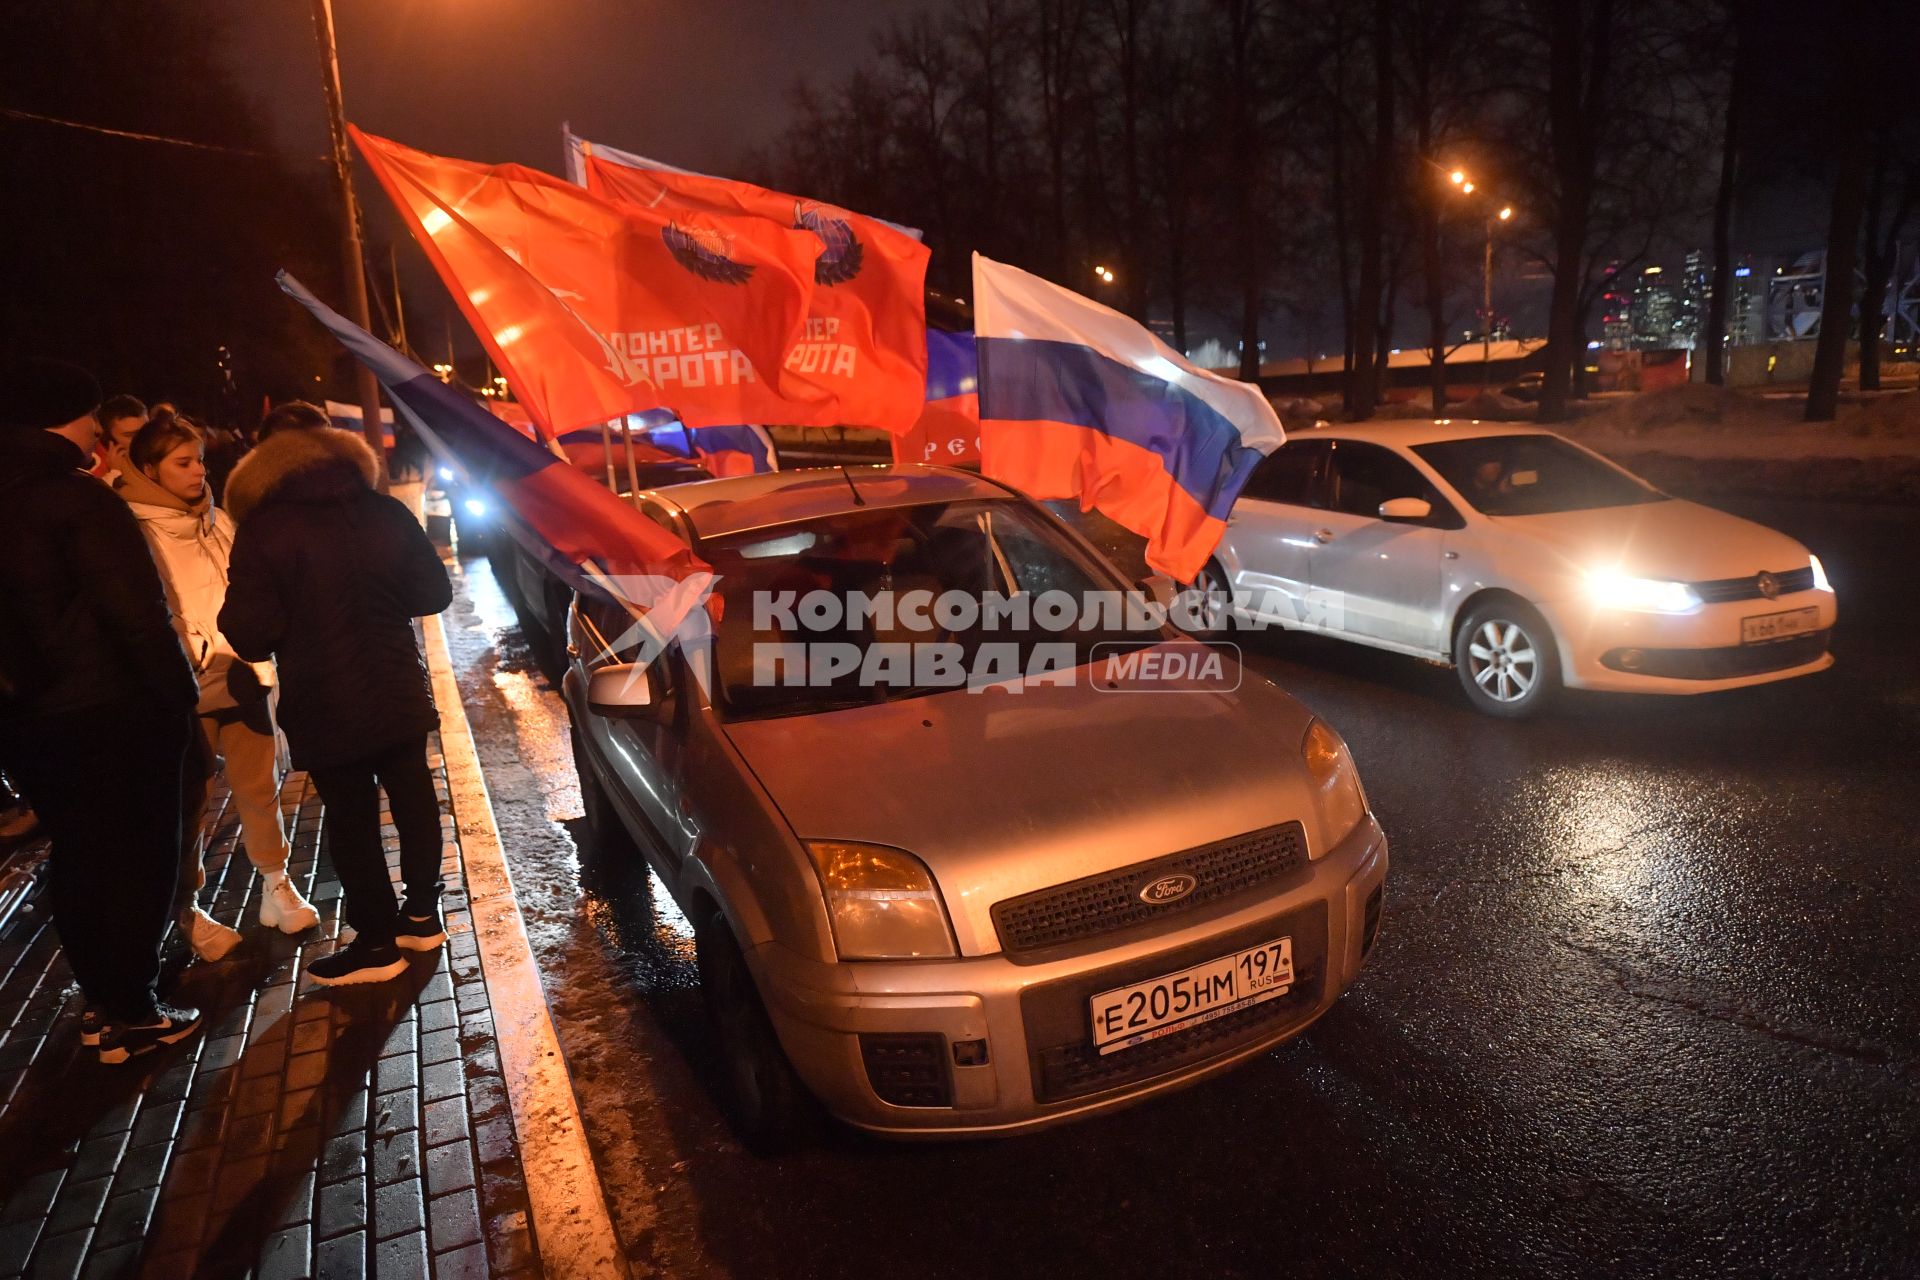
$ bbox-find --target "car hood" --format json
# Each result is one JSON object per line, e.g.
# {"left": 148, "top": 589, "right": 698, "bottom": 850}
{"left": 721, "top": 644, "right": 1326, "bottom": 957}
{"left": 1495, "top": 497, "right": 1811, "bottom": 585}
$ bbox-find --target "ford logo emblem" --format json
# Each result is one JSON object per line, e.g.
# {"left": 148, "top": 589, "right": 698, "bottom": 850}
{"left": 1139, "top": 873, "right": 1198, "bottom": 905}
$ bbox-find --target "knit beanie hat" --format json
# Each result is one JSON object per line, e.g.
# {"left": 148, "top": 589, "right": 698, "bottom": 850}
{"left": 0, "top": 357, "right": 102, "bottom": 433}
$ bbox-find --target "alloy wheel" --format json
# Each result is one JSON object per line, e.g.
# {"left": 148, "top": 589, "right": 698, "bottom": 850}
{"left": 1467, "top": 619, "right": 1539, "bottom": 704}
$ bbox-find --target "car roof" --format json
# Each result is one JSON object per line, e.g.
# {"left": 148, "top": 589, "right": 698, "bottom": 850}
{"left": 644, "top": 464, "right": 1014, "bottom": 541}
{"left": 1292, "top": 419, "right": 1558, "bottom": 448}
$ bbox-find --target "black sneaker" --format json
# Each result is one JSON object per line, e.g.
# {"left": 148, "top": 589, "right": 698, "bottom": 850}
{"left": 79, "top": 1006, "right": 105, "bottom": 1047}
{"left": 306, "top": 940, "right": 408, "bottom": 987}
{"left": 393, "top": 906, "right": 447, "bottom": 953}
{"left": 97, "top": 1003, "right": 202, "bottom": 1065}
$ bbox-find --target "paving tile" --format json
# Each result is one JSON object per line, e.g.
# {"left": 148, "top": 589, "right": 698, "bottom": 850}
{"left": 313, "top": 1229, "right": 367, "bottom": 1280}
{"left": 256, "top": 1222, "right": 311, "bottom": 1280}
{"left": 79, "top": 1239, "right": 140, "bottom": 1279}
{"left": 374, "top": 1228, "right": 429, "bottom": 1280}
{"left": 146, "top": 1190, "right": 210, "bottom": 1259}
{"left": 137, "top": 1247, "right": 199, "bottom": 1280}
{"left": 321, "top": 1133, "right": 365, "bottom": 1184}
{"left": 371, "top": 1129, "right": 419, "bottom": 1187}
{"left": 473, "top": 1117, "right": 516, "bottom": 1169}
{"left": 422, "top": 1097, "right": 468, "bottom": 1150}
{"left": 416, "top": 1001, "right": 457, "bottom": 1035}
{"left": 374, "top": 1087, "right": 417, "bottom": 1139}
{"left": 485, "top": 1208, "right": 535, "bottom": 1275}
{"left": 314, "top": 1176, "right": 366, "bottom": 1242}
{"left": 42, "top": 1177, "right": 110, "bottom": 1237}
{"left": 327, "top": 1087, "right": 370, "bottom": 1138}
{"left": 0, "top": 1217, "right": 43, "bottom": 1275}
{"left": 279, "top": 1086, "right": 319, "bottom": 1132}
{"left": 427, "top": 1188, "right": 482, "bottom": 1253}
{"left": 417, "top": 1028, "right": 459, "bottom": 1067}
{"left": 113, "top": 1138, "right": 173, "bottom": 1193}
{"left": 285, "top": 1049, "right": 329, "bottom": 1093}
{"left": 3, "top": 1168, "right": 66, "bottom": 1221}
{"left": 94, "top": 1185, "right": 160, "bottom": 1249}
{"left": 372, "top": 1177, "right": 425, "bottom": 1241}
{"left": 435, "top": 1240, "right": 489, "bottom": 1280}
{"left": 419, "top": 1060, "right": 463, "bottom": 1105}
{"left": 272, "top": 1170, "right": 317, "bottom": 1230}
{"left": 127, "top": 1099, "right": 183, "bottom": 1148}
{"left": 290, "top": 1018, "right": 330, "bottom": 1056}
{"left": 68, "top": 1134, "right": 128, "bottom": 1184}
{"left": 424, "top": 1141, "right": 475, "bottom": 1198}
{"left": 22, "top": 1227, "right": 89, "bottom": 1280}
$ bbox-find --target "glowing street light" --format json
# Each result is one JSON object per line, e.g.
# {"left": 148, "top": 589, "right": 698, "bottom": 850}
{"left": 1449, "top": 169, "right": 1466, "bottom": 185}
{"left": 1498, "top": 206, "right": 1513, "bottom": 221}
{"left": 1461, "top": 181, "right": 1475, "bottom": 194}
{"left": 1093, "top": 265, "right": 1116, "bottom": 284}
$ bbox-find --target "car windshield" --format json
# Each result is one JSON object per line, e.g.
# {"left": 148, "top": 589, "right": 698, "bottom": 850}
{"left": 1412, "top": 435, "right": 1664, "bottom": 515}
{"left": 698, "top": 499, "right": 1161, "bottom": 721}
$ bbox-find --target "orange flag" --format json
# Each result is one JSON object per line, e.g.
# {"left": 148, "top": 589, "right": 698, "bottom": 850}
{"left": 579, "top": 145, "right": 930, "bottom": 434}
{"left": 349, "top": 126, "right": 833, "bottom": 435}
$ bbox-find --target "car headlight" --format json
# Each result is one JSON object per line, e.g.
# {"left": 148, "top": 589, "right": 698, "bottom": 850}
{"left": 461, "top": 497, "right": 488, "bottom": 519}
{"left": 1809, "top": 554, "right": 1832, "bottom": 593}
{"left": 1302, "top": 720, "right": 1367, "bottom": 854}
{"left": 805, "top": 841, "right": 956, "bottom": 960}
{"left": 1583, "top": 569, "right": 1699, "bottom": 613}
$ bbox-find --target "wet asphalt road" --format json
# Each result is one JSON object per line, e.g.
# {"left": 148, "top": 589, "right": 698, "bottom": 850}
{"left": 440, "top": 494, "right": 1919, "bottom": 1279}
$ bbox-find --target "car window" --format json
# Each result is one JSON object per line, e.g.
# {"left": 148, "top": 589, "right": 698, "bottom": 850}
{"left": 1412, "top": 434, "right": 1665, "bottom": 515}
{"left": 1326, "top": 440, "right": 1461, "bottom": 527}
{"left": 1241, "top": 440, "right": 1330, "bottom": 506}
{"left": 700, "top": 499, "right": 1155, "bottom": 720}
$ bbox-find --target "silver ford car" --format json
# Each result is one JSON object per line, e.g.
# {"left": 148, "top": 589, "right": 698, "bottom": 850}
{"left": 562, "top": 465, "right": 1388, "bottom": 1145}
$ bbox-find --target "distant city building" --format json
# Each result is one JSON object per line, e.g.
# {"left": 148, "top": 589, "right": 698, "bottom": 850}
{"left": 1601, "top": 263, "right": 1633, "bottom": 351}
{"left": 1675, "top": 249, "right": 1709, "bottom": 348}
{"left": 1630, "top": 266, "right": 1676, "bottom": 349}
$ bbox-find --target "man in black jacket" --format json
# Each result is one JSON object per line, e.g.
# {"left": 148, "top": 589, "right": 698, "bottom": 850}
{"left": 220, "top": 423, "right": 454, "bottom": 986}
{"left": 0, "top": 358, "right": 204, "bottom": 1062}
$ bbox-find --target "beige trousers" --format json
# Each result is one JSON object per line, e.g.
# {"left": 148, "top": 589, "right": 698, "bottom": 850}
{"left": 177, "top": 712, "right": 292, "bottom": 914}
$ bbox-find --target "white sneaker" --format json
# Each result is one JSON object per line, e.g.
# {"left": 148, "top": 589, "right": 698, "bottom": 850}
{"left": 182, "top": 907, "right": 242, "bottom": 962}
{"left": 258, "top": 872, "right": 321, "bottom": 934}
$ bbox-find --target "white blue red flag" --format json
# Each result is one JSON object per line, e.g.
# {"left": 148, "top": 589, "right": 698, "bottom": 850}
{"left": 971, "top": 254, "right": 1284, "bottom": 582}
{"left": 278, "top": 272, "right": 713, "bottom": 643}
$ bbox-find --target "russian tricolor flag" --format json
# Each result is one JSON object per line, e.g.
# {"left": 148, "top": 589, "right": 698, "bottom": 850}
{"left": 972, "top": 254, "right": 1284, "bottom": 583}
{"left": 278, "top": 272, "right": 712, "bottom": 639}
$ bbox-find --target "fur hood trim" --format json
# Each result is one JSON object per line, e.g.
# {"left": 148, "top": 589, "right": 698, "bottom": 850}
{"left": 225, "top": 427, "right": 379, "bottom": 523}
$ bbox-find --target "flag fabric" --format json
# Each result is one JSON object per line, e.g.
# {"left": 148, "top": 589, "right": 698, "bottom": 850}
{"left": 350, "top": 126, "right": 832, "bottom": 437}
{"left": 892, "top": 329, "right": 981, "bottom": 467}
{"left": 640, "top": 421, "right": 776, "bottom": 477}
{"left": 971, "top": 253, "right": 1285, "bottom": 582}
{"left": 573, "top": 134, "right": 930, "bottom": 434}
{"left": 278, "top": 272, "right": 712, "bottom": 640}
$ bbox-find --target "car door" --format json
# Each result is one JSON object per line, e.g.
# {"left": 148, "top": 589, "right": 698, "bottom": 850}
{"left": 1306, "top": 440, "right": 1456, "bottom": 653}
{"left": 1220, "top": 439, "right": 1333, "bottom": 628}
{"left": 572, "top": 590, "right": 699, "bottom": 871}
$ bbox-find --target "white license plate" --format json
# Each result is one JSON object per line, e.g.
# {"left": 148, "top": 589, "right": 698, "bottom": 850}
{"left": 1089, "top": 936, "right": 1294, "bottom": 1055}
{"left": 1741, "top": 607, "right": 1819, "bottom": 644}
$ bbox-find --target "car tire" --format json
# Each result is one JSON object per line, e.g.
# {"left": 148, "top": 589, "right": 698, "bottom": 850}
{"left": 1183, "top": 559, "right": 1236, "bottom": 638}
{"left": 695, "top": 908, "right": 816, "bottom": 1153}
{"left": 1453, "top": 598, "right": 1560, "bottom": 718}
{"left": 570, "top": 721, "right": 640, "bottom": 864}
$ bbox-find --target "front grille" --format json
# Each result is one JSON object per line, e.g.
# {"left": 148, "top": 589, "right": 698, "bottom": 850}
{"left": 1691, "top": 565, "right": 1816, "bottom": 604}
{"left": 1021, "top": 904, "right": 1327, "bottom": 1104}
{"left": 991, "top": 822, "right": 1307, "bottom": 960}
{"left": 1601, "top": 630, "right": 1829, "bottom": 680}
{"left": 860, "top": 1033, "right": 951, "bottom": 1108}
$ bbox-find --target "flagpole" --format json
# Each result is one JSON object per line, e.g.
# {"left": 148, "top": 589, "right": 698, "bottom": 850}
{"left": 309, "top": 0, "right": 390, "bottom": 492}
{"left": 620, "top": 418, "right": 643, "bottom": 510}
{"left": 599, "top": 420, "right": 618, "bottom": 491}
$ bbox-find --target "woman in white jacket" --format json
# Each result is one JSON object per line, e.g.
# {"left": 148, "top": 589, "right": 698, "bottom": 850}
{"left": 120, "top": 413, "right": 319, "bottom": 960}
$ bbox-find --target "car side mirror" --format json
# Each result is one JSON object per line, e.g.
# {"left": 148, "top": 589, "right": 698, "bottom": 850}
{"left": 1378, "top": 497, "right": 1432, "bottom": 522}
{"left": 586, "top": 662, "right": 666, "bottom": 721}
{"left": 1136, "top": 572, "right": 1178, "bottom": 607}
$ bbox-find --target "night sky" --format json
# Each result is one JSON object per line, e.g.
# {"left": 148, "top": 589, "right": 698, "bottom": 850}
{"left": 219, "top": 0, "right": 939, "bottom": 179}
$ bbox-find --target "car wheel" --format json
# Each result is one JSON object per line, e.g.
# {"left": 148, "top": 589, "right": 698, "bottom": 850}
{"left": 570, "top": 721, "right": 639, "bottom": 863}
{"left": 695, "top": 909, "right": 816, "bottom": 1153}
{"left": 1454, "top": 599, "right": 1560, "bottom": 718}
{"left": 1184, "top": 559, "right": 1236, "bottom": 638}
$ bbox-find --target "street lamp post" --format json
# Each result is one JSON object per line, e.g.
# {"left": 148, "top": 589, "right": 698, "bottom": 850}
{"left": 1449, "top": 168, "right": 1514, "bottom": 390}
{"left": 310, "top": 0, "right": 391, "bottom": 490}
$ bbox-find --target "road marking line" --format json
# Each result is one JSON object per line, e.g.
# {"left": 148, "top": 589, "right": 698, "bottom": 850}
{"left": 410, "top": 486, "right": 628, "bottom": 1278}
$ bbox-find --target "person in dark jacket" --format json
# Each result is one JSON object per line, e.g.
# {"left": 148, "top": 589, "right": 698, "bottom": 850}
{"left": 0, "top": 357, "right": 204, "bottom": 1062}
{"left": 219, "top": 424, "right": 454, "bottom": 986}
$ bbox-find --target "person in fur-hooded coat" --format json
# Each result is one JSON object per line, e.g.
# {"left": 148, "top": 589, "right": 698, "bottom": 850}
{"left": 220, "top": 425, "right": 453, "bottom": 977}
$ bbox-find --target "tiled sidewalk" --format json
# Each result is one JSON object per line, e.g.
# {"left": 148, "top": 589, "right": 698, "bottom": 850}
{"left": 0, "top": 742, "right": 541, "bottom": 1279}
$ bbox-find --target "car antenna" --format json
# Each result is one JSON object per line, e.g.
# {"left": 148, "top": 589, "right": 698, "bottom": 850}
{"left": 840, "top": 466, "right": 866, "bottom": 506}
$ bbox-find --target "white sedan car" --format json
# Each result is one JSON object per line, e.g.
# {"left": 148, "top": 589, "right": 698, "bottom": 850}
{"left": 1196, "top": 421, "right": 1837, "bottom": 716}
